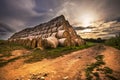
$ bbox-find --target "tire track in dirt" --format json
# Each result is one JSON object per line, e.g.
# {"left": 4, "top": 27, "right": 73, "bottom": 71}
{"left": 0, "top": 45, "right": 120, "bottom": 80}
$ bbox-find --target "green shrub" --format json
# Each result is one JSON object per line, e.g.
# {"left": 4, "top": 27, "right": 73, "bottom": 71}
{"left": 25, "top": 42, "right": 95, "bottom": 63}
{"left": 85, "top": 55, "right": 117, "bottom": 80}
{"left": 103, "top": 67, "right": 113, "bottom": 74}
{"left": 105, "top": 34, "right": 120, "bottom": 50}
{"left": 0, "top": 40, "right": 31, "bottom": 67}
{"left": 0, "top": 40, "right": 95, "bottom": 66}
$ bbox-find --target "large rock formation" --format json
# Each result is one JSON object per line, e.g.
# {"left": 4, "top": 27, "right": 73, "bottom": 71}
{"left": 9, "top": 15, "right": 85, "bottom": 49}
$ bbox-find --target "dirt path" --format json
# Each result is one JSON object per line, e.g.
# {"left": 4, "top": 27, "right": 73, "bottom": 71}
{"left": 0, "top": 45, "right": 120, "bottom": 80}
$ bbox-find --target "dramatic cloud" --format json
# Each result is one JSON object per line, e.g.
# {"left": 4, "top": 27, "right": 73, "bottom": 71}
{"left": 0, "top": 23, "right": 15, "bottom": 39}
{"left": 0, "top": 0, "right": 120, "bottom": 39}
{"left": 76, "top": 20, "right": 120, "bottom": 39}
{"left": 0, "top": 0, "right": 41, "bottom": 28}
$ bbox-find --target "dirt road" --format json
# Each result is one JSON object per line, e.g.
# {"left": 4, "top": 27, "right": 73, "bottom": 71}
{"left": 0, "top": 45, "right": 120, "bottom": 80}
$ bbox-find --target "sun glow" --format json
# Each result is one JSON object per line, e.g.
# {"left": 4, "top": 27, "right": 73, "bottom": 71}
{"left": 80, "top": 13, "right": 97, "bottom": 27}
{"left": 81, "top": 29, "right": 92, "bottom": 33}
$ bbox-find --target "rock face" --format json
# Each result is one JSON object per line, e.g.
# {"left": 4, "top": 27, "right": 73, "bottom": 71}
{"left": 9, "top": 15, "right": 85, "bottom": 49}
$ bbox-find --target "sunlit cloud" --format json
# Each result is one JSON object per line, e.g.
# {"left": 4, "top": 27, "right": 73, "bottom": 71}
{"left": 0, "top": 0, "right": 120, "bottom": 39}
{"left": 76, "top": 20, "right": 120, "bottom": 39}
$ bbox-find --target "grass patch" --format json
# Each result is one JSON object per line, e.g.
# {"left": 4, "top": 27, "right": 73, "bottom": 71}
{"left": 0, "top": 56, "right": 21, "bottom": 67}
{"left": 0, "top": 40, "right": 31, "bottom": 67}
{"left": 24, "top": 42, "right": 95, "bottom": 63}
{"left": 0, "top": 40, "right": 30, "bottom": 58}
{"left": 0, "top": 40, "right": 95, "bottom": 66}
{"left": 85, "top": 55, "right": 117, "bottom": 80}
{"left": 105, "top": 34, "right": 120, "bottom": 50}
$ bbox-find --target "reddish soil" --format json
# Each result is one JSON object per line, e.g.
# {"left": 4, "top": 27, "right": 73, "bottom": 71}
{"left": 0, "top": 45, "right": 120, "bottom": 80}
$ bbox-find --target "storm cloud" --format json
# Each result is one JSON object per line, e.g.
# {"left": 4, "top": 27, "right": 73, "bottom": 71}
{"left": 0, "top": 0, "right": 120, "bottom": 39}
{"left": 0, "top": 23, "right": 15, "bottom": 39}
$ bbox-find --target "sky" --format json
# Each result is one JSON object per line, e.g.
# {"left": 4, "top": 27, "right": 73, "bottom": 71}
{"left": 0, "top": 0, "right": 120, "bottom": 39}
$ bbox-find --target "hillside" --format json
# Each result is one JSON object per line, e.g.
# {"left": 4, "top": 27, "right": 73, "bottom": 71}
{"left": 0, "top": 44, "right": 120, "bottom": 80}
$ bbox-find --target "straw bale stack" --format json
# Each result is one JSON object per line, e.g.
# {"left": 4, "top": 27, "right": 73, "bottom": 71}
{"left": 26, "top": 39, "right": 32, "bottom": 47}
{"left": 70, "top": 39, "right": 76, "bottom": 46}
{"left": 48, "top": 28, "right": 52, "bottom": 33}
{"left": 75, "top": 38, "right": 85, "bottom": 46}
{"left": 37, "top": 37, "right": 44, "bottom": 50}
{"left": 9, "top": 15, "right": 85, "bottom": 49}
{"left": 51, "top": 32, "right": 57, "bottom": 37}
{"left": 58, "top": 25, "right": 64, "bottom": 30}
{"left": 58, "top": 38, "right": 71, "bottom": 47}
{"left": 44, "top": 37, "right": 58, "bottom": 48}
{"left": 52, "top": 27, "right": 57, "bottom": 32}
{"left": 56, "top": 30, "right": 70, "bottom": 39}
{"left": 31, "top": 38, "right": 37, "bottom": 48}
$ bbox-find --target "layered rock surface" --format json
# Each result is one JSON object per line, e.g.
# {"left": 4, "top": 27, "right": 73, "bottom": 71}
{"left": 9, "top": 15, "right": 85, "bottom": 49}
